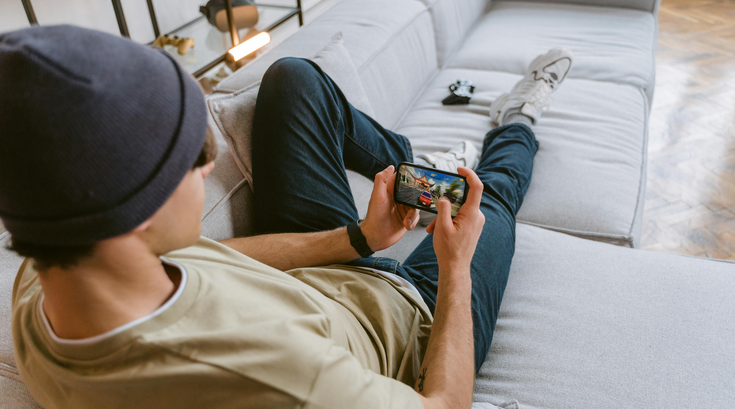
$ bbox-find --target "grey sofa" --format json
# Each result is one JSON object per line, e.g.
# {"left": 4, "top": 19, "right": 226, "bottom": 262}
{"left": 2, "top": 0, "right": 734, "bottom": 407}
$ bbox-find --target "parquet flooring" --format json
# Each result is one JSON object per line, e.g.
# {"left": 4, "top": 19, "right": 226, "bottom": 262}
{"left": 641, "top": 0, "right": 735, "bottom": 258}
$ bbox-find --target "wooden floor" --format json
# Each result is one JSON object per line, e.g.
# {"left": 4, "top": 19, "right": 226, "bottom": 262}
{"left": 642, "top": 0, "right": 735, "bottom": 258}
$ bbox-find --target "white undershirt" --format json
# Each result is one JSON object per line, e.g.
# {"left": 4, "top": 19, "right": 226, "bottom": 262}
{"left": 39, "top": 257, "right": 188, "bottom": 346}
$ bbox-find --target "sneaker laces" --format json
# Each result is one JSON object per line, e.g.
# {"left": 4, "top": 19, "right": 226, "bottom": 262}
{"left": 512, "top": 76, "right": 555, "bottom": 113}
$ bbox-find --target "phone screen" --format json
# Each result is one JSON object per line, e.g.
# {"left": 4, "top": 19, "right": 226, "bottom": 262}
{"left": 394, "top": 162, "right": 468, "bottom": 217}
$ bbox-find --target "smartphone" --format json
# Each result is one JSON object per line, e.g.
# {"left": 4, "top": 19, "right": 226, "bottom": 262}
{"left": 394, "top": 162, "right": 469, "bottom": 217}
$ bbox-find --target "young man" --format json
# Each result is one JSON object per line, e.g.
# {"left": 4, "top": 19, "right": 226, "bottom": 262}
{"left": 2, "top": 26, "right": 571, "bottom": 408}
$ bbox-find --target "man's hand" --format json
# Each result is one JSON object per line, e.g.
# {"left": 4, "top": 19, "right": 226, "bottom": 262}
{"left": 360, "top": 165, "right": 420, "bottom": 252}
{"left": 426, "top": 167, "right": 485, "bottom": 273}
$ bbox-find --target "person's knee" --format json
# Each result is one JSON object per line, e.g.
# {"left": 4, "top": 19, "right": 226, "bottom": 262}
{"left": 479, "top": 186, "right": 519, "bottom": 225}
{"left": 261, "top": 57, "right": 320, "bottom": 96}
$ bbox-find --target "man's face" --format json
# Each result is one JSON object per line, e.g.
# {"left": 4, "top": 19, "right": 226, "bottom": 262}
{"left": 139, "top": 162, "right": 215, "bottom": 255}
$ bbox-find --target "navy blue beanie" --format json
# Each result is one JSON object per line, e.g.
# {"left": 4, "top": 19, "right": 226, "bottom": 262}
{"left": 0, "top": 25, "right": 208, "bottom": 245}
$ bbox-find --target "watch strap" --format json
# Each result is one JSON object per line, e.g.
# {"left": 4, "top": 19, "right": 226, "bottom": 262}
{"left": 347, "top": 220, "right": 374, "bottom": 258}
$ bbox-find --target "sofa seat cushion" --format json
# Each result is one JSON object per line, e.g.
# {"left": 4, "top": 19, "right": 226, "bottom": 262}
{"left": 474, "top": 224, "right": 735, "bottom": 408}
{"left": 449, "top": 1, "right": 657, "bottom": 98}
{"left": 396, "top": 68, "right": 648, "bottom": 247}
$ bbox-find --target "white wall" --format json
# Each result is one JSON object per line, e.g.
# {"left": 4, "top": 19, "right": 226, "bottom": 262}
{"left": 152, "top": 0, "right": 202, "bottom": 38}
{"left": 0, "top": 0, "right": 32, "bottom": 33}
{"left": 33, "top": 0, "right": 121, "bottom": 35}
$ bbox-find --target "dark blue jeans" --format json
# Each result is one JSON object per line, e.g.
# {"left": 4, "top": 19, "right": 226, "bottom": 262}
{"left": 252, "top": 58, "right": 539, "bottom": 373}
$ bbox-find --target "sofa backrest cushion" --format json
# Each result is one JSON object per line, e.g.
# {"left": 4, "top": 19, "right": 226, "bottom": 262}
{"left": 502, "top": 0, "right": 659, "bottom": 13}
{"left": 215, "top": 0, "right": 431, "bottom": 93}
{"left": 415, "top": 0, "right": 490, "bottom": 67}
{"left": 357, "top": 10, "right": 437, "bottom": 128}
{"left": 214, "top": 0, "right": 437, "bottom": 129}
{"left": 311, "top": 32, "right": 376, "bottom": 118}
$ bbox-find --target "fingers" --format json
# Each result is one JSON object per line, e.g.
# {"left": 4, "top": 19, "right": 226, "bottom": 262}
{"left": 456, "top": 167, "right": 484, "bottom": 209}
{"left": 396, "top": 205, "right": 419, "bottom": 230}
{"left": 386, "top": 170, "right": 397, "bottom": 200}
{"left": 435, "top": 196, "right": 453, "bottom": 231}
{"left": 378, "top": 165, "right": 394, "bottom": 184}
{"left": 384, "top": 168, "right": 397, "bottom": 193}
{"left": 426, "top": 217, "right": 437, "bottom": 233}
{"left": 403, "top": 207, "right": 419, "bottom": 230}
{"left": 372, "top": 165, "right": 394, "bottom": 199}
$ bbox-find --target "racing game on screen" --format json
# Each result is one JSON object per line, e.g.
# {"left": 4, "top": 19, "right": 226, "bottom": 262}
{"left": 396, "top": 164, "right": 466, "bottom": 217}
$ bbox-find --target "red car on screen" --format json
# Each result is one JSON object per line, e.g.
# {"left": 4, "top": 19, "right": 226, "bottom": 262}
{"left": 419, "top": 191, "right": 432, "bottom": 206}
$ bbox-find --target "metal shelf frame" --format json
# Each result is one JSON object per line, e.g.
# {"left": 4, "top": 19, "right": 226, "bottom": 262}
{"left": 111, "top": 0, "right": 130, "bottom": 37}
{"left": 146, "top": 0, "right": 161, "bottom": 38}
{"left": 20, "top": 0, "right": 37, "bottom": 25}
{"left": 17, "top": 0, "right": 304, "bottom": 77}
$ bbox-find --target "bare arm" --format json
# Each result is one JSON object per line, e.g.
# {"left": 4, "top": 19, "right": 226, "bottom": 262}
{"left": 416, "top": 265, "right": 474, "bottom": 409}
{"left": 416, "top": 168, "right": 485, "bottom": 409}
{"left": 220, "top": 227, "right": 359, "bottom": 271}
{"left": 220, "top": 166, "right": 419, "bottom": 271}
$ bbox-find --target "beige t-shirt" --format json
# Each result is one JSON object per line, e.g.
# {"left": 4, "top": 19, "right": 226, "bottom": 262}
{"left": 12, "top": 237, "right": 433, "bottom": 409}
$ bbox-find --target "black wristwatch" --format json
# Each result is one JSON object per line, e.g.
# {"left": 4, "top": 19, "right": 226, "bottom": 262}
{"left": 347, "top": 219, "right": 374, "bottom": 258}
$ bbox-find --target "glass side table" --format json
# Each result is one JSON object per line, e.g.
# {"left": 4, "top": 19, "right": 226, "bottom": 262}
{"left": 160, "top": 4, "right": 301, "bottom": 77}
{"left": 15, "top": 0, "right": 303, "bottom": 78}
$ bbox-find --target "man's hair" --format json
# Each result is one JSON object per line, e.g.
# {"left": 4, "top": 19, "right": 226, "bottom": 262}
{"left": 8, "top": 127, "right": 219, "bottom": 271}
{"left": 193, "top": 126, "right": 219, "bottom": 169}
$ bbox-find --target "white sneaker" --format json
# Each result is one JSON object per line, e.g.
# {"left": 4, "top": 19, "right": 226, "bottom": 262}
{"left": 415, "top": 141, "right": 479, "bottom": 226}
{"left": 489, "top": 48, "right": 574, "bottom": 127}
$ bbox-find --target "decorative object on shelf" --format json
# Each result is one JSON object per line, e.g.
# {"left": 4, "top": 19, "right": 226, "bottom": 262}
{"left": 198, "top": 66, "right": 232, "bottom": 95}
{"left": 211, "top": 66, "right": 231, "bottom": 85}
{"left": 153, "top": 34, "right": 195, "bottom": 55}
{"left": 200, "top": 0, "right": 259, "bottom": 33}
{"left": 442, "top": 79, "right": 475, "bottom": 105}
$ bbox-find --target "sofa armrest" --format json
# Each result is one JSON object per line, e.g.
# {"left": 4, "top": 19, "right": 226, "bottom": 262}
{"left": 505, "top": 0, "right": 660, "bottom": 14}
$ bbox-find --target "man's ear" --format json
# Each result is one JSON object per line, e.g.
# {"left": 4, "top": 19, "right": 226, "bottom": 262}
{"left": 132, "top": 219, "right": 154, "bottom": 233}
{"left": 200, "top": 161, "right": 215, "bottom": 179}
